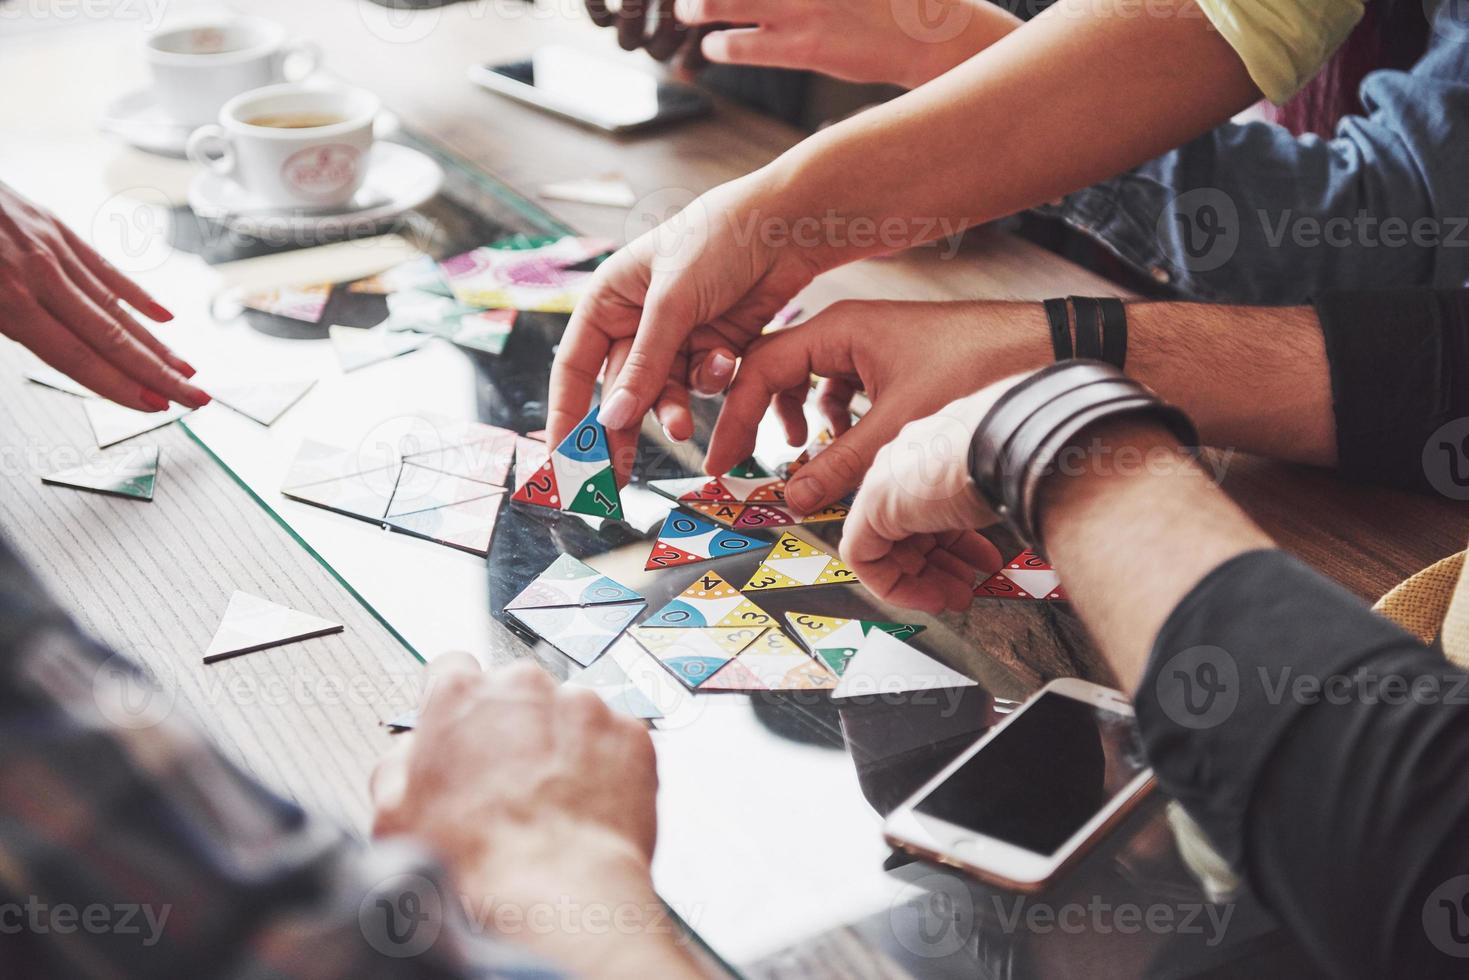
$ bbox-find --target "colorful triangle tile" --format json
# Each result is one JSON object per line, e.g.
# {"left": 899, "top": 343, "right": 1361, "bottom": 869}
{"left": 511, "top": 407, "right": 623, "bottom": 521}
{"left": 643, "top": 571, "right": 776, "bottom": 629}
{"left": 645, "top": 511, "right": 764, "bottom": 570}
{"left": 203, "top": 591, "right": 343, "bottom": 664}
{"left": 632, "top": 626, "right": 748, "bottom": 690}
{"left": 702, "top": 629, "right": 837, "bottom": 692}
{"left": 831, "top": 630, "right": 976, "bottom": 700}
{"left": 43, "top": 445, "right": 159, "bottom": 501}
{"left": 783, "top": 613, "right": 926, "bottom": 676}
{"left": 241, "top": 282, "right": 332, "bottom": 322}
{"left": 975, "top": 550, "right": 1066, "bottom": 601}
{"left": 743, "top": 533, "right": 856, "bottom": 591}
{"left": 506, "top": 554, "right": 643, "bottom": 611}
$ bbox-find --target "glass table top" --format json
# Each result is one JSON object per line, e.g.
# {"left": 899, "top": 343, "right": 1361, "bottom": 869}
{"left": 99, "top": 128, "right": 1293, "bottom": 977}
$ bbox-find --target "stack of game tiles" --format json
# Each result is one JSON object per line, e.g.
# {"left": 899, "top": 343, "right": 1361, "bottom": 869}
{"left": 505, "top": 555, "right": 646, "bottom": 666}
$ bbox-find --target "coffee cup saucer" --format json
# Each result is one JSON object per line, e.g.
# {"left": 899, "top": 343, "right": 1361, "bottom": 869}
{"left": 100, "top": 86, "right": 403, "bottom": 161}
{"left": 187, "top": 141, "right": 442, "bottom": 238}
{"left": 98, "top": 88, "right": 196, "bottom": 158}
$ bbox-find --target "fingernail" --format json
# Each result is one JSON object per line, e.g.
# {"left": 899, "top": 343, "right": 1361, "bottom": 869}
{"left": 785, "top": 474, "right": 823, "bottom": 515}
{"left": 179, "top": 361, "right": 198, "bottom": 378}
{"left": 597, "top": 388, "right": 638, "bottom": 430}
{"left": 709, "top": 352, "right": 736, "bottom": 379}
{"left": 140, "top": 389, "right": 169, "bottom": 412}
{"left": 148, "top": 301, "right": 174, "bottom": 322}
{"left": 183, "top": 388, "right": 212, "bottom": 409}
{"left": 661, "top": 423, "right": 687, "bottom": 444}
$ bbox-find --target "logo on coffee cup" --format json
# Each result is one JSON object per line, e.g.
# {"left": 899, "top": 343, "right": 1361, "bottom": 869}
{"left": 280, "top": 144, "right": 361, "bottom": 197}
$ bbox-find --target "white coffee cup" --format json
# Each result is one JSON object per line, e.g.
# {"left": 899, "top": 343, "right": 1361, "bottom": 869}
{"left": 147, "top": 17, "right": 320, "bottom": 127}
{"left": 187, "top": 84, "right": 380, "bottom": 210}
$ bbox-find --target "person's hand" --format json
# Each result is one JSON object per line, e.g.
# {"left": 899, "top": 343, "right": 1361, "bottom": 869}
{"left": 0, "top": 183, "right": 210, "bottom": 412}
{"left": 372, "top": 657, "right": 701, "bottom": 977}
{"left": 586, "top": 0, "right": 698, "bottom": 62}
{"left": 705, "top": 299, "right": 1048, "bottom": 514}
{"left": 838, "top": 380, "right": 1028, "bottom": 614}
{"left": 673, "top": 0, "right": 1021, "bottom": 88}
{"left": 549, "top": 175, "right": 825, "bottom": 478}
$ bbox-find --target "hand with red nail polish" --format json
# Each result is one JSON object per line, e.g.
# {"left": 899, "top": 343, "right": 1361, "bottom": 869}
{"left": 0, "top": 182, "right": 210, "bottom": 413}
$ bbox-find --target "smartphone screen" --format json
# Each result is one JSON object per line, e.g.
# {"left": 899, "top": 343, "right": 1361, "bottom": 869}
{"left": 912, "top": 692, "right": 1149, "bottom": 856}
{"left": 485, "top": 48, "right": 697, "bottom": 130}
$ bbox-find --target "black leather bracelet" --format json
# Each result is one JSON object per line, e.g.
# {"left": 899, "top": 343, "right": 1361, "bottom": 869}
{"left": 966, "top": 361, "right": 1197, "bottom": 549}
{"left": 1099, "top": 297, "right": 1127, "bottom": 369}
{"left": 1069, "top": 296, "right": 1103, "bottom": 360}
{"left": 1043, "top": 297, "right": 1072, "bottom": 360}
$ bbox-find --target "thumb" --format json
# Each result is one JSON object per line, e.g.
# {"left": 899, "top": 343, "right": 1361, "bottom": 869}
{"left": 783, "top": 406, "right": 904, "bottom": 516}
{"left": 597, "top": 287, "right": 693, "bottom": 432}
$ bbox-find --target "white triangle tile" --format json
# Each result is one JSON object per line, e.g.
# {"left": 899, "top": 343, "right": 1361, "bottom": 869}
{"left": 832, "top": 630, "right": 976, "bottom": 700}
{"left": 203, "top": 591, "right": 343, "bottom": 664}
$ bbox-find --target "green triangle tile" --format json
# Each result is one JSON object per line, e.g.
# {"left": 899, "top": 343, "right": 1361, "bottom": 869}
{"left": 565, "top": 465, "right": 623, "bottom": 521}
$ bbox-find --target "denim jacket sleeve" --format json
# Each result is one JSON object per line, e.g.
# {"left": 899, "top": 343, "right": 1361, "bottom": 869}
{"left": 1036, "top": 4, "right": 1469, "bottom": 304}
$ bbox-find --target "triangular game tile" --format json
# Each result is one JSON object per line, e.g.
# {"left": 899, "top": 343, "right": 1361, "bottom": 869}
{"left": 784, "top": 613, "right": 926, "bottom": 676}
{"left": 743, "top": 533, "right": 856, "bottom": 591}
{"left": 203, "top": 591, "right": 343, "bottom": 664}
{"left": 645, "top": 511, "right": 764, "bottom": 570}
{"left": 387, "top": 463, "right": 502, "bottom": 518}
{"left": 704, "top": 630, "right": 837, "bottom": 692}
{"left": 404, "top": 427, "right": 515, "bottom": 487}
{"left": 26, "top": 365, "right": 95, "bottom": 397}
{"left": 83, "top": 399, "right": 191, "bottom": 448}
{"left": 831, "top": 630, "right": 976, "bottom": 700}
{"left": 632, "top": 626, "right": 741, "bottom": 690}
{"left": 387, "top": 491, "right": 506, "bottom": 556}
{"left": 643, "top": 571, "right": 776, "bottom": 629}
{"left": 43, "top": 445, "right": 159, "bottom": 501}
{"left": 508, "top": 601, "right": 645, "bottom": 667}
{"left": 631, "top": 624, "right": 767, "bottom": 659}
{"left": 538, "top": 174, "right": 637, "bottom": 208}
{"left": 975, "top": 550, "right": 1066, "bottom": 601}
{"left": 329, "top": 324, "right": 427, "bottom": 372}
{"left": 506, "top": 554, "right": 643, "bottom": 611}
{"left": 212, "top": 379, "right": 316, "bottom": 426}
{"left": 565, "top": 654, "right": 664, "bottom": 719}
{"left": 241, "top": 282, "right": 332, "bottom": 323}
{"left": 281, "top": 464, "right": 399, "bottom": 523}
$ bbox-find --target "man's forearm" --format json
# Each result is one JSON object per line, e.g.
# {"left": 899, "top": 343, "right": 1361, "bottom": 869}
{"left": 761, "top": 0, "right": 1258, "bottom": 267}
{"left": 1034, "top": 417, "right": 1274, "bottom": 690}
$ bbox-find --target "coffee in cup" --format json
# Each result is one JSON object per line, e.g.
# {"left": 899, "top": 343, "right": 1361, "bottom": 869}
{"left": 186, "top": 84, "right": 380, "bottom": 211}
{"left": 146, "top": 17, "right": 319, "bottom": 127}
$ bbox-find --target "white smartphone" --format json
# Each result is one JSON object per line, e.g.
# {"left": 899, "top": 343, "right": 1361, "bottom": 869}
{"left": 468, "top": 46, "right": 712, "bottom": 134}
{"left": 884, "top": 678, "right": 1154, "bottom": 892}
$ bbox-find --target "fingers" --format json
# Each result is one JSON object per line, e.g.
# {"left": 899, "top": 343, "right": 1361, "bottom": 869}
{"left": 704, "top": 321, "right": 859, "bottom": 475}
{"left": 549, "top": 302, "right": 618, "bottom": 448}
{"left": 781, "top": 411, "right": 900, "bottom": 515}
{"left": 4, "top": 296, "right": 173, "bottom": 412}
{"left": 687, "top": 345, "right": 738, "bottom": 396}
{"left": 35, "top": 269, "right": 210, "bottom": 409}
{"left": 701, "top": 27, "right": 811, "bottom": 69}
{"left": 596, "top": 285, "right": 697, "bottom": 434}
{"left": 772, "top": 384, "right": 809, "bottom": 449}
{"left": 601, "top": 338, "right": 641, "bottom": 485}
{"left": 652, "top": 348, "right": 694, "bottom": 443}
{"left": 645, "top": 0, "right": 686, "bottom": 60}
{"left": 585, "top": 0, "right": 615, "bottom": 26}
{"left": 674, "top": 0, "right": 774, "bottom": 24}
{"left": 815, "top": 376, "right": 856, "bottom": 436}
{"left": 56, "top": 221, "right": 173, "bottom": 323}
{"left": 618, "top": 0, "right": 651, "bottom": 50}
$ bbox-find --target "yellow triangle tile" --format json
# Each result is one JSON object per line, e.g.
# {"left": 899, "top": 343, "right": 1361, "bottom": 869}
{"left": 681, "top": 570, "right": 742, "bottom": 601}
{"left": 784, "top": 612, "right": 845, "bottom": 646}
{"left": 713, "top": 597, "right": 776, "bottom": 629}
{"left": 816, "top": 560, "right": 858, "bottom": 585}
{"left": 743, "top": 562, "right": 810, "bottom": 592}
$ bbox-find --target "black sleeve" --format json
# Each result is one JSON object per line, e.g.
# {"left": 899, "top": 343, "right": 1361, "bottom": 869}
{"left": 1316, "top": 287, "right": 1469, "bottom": 491}
{"left": 1136, "top": 549, "right": 1469, "bottom": 979}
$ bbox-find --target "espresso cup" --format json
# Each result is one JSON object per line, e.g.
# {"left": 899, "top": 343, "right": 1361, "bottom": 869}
{"left": 147, "top": 17, "right": 320, "bottom": 128}
{"left": 187, "top": 84, "right": 380, "bottom": 210}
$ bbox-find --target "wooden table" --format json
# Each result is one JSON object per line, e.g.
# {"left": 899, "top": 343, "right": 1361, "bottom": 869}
{"left": 3, "top": 1, "right": 1468, "bottom": 973}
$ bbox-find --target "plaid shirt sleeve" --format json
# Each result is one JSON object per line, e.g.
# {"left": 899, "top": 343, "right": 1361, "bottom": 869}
{"left": 0, "top": 538, "right": 565, "bottom": 980}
